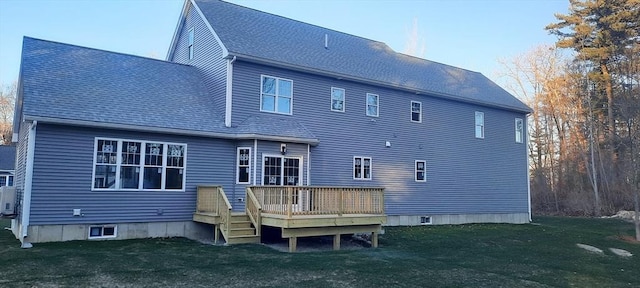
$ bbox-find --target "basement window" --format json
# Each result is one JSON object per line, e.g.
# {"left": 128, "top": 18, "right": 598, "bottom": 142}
{"left": 420, "top": 216, "right": 432, "bottom": 225}
{"left": 89, "top": 225, "right": 117, "bottom": 239}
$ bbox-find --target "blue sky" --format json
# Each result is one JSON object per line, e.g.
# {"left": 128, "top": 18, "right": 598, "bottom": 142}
{"left": 0, "top": 0, "right": 569, "bottom": 89}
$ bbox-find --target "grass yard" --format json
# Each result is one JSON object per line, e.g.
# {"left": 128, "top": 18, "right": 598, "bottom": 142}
{"left": 0, "top": 217, "right": 638, "bottom": 288}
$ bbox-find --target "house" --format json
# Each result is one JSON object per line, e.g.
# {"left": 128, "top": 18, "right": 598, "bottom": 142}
{"left": 0, "top": 145, "right": 15, "bottom": 187}
{"left": 10, "top": 0, "right": 531, "bottom": 249}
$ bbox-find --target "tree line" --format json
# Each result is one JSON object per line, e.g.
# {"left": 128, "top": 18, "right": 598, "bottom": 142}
{"left": 502, "top": 0, "right": 639, "bottom": 218}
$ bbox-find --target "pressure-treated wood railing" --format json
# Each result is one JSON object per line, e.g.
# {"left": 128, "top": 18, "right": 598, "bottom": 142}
{"left": 245, "top": 187, "right": 262, "bottom": 236}
{"left": 248, "top": 186, "right": 385, "bottom": 217}
{"left": 196, "top": 185, "right": 232, "bottom": 240}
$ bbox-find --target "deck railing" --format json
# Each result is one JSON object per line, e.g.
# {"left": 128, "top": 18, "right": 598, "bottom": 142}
{"left": 245, "top": 187, "right": 262, "bottom": 236}
{"left": 248, "top": 186, "right": 385, "bottom": 217}
{"left": 196, "top": 185, "right": 232, "bottom": 238}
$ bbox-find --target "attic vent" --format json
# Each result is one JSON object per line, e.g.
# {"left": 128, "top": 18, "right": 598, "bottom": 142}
{"left": 324, "top": 34, "right": 328, "bottom": 49}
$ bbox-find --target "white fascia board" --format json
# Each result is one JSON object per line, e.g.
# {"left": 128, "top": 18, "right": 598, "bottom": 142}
{"left": 166, "top": 0, "right": 191, "bottom": 61}
{"left": 24, "top": 115, "right": 320, "bottom": 146}
{"left": 20, "top": 120, "right": 36, "bottom": 248}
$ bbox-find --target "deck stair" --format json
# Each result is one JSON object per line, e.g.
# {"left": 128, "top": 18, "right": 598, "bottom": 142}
{"left": 223, "top": 213, "right": 260, "bottom": 244}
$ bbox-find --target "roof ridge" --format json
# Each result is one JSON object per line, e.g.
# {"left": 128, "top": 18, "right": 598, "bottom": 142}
{"left": 23, "top": 36, "right": 193, "bottom": 68}
{"left": 213, "top": 0, "right": 391, "bottom": 48}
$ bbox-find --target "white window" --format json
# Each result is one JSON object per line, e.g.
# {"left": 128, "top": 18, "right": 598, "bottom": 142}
{"left": 0, "top": 175, "right": 13, "bottom": 187}
{"left": 188, "top": 27, "right": 194, "bottom": 60}
{"left": 261, "top": 75, "right": 293, "bottom": 115}
{"left": 411, "top": 101, "right": 422, "bottom": 123}
{"left": 515, "top": 118, "right": 524, "bottom": 143}
{"left": 261, "top": 155, "right": 302, "bottom": 186}
{"left": 89, "top": 225, "right": 117, "bottom": 239}
{"left": 237, "top": 147, "right": 251, "bottom": 184}
{"left": 353, "top": 156, "right": 372, "bottom": 180}
{"left": 415, "top": 160, "right": 426, "bottom": 182}
{"left": 331, "top": 87, "right": 345, "bottom": 112}
{"left": 366, "top": 93, "right": 379, "bottom": 117}
{"left": 475, "top": 111, "right": 484, "bottom": 139}
{"left": 92, "top": 138, "right": 186, "bottom": 191}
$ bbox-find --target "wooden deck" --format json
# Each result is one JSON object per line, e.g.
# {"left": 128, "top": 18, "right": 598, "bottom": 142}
{"left": 193, "top": 185, "right": 386, "bottom": 252}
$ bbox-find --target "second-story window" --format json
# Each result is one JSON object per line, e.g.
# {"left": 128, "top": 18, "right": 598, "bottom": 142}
{"left": 366, "top": 93, "right": 379, "bottom": 117}
{"left": 515, "top": 118, "right": 524, "bottom": 143}
{"left": 411, "top": 101, "right": 422, "bottom": 123}
{"left": 475, "top": 111, "right": 484, "bottom": 139}
{"left": 331, "top": 87, "right": 345, "bottom": 112}
{"left": 261, "top": 75, "right": 293, "bottom": 115}
{"left": 188, "top": 27, "right": 194, "bottom": 60}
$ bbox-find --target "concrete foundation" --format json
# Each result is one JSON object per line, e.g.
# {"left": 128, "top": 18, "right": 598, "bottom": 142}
{"left": 385, "top": 213, "right": 529, "bottom": 226}
{"left": 22, "top": 221, "right": 213, "bottom": 243}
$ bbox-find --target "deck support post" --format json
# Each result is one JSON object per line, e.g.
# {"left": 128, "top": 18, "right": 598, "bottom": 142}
{"left": 289, "top": 237, "right": 297, "bottom": 253}
{"left": 371, "top": 231, "right": 378, "bottom": 248}
{"left": 333, "top": 234, "right": 341, "bottom": 250}
{"left": 214, "top": 225, "right": 220, "bottom": 244}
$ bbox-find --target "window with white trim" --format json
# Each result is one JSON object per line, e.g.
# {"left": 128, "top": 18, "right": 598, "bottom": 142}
{"left": 0, "top": 175, "right": 13, "bottom": 187}
{"left": 475, "top": 111, "right": 484, "bottom": 139}
{"left": 331, "top": 87, "right": 345, "bottom": 112}
{"left": 411, "top": 101, "right": 422, "bottom": 123}
{"left": 237, "top": 147, "right": 251, "bottom": 184}
{"left": 93, "top": 138, "right": 186, "bottom": 191}
{"left": 353, "top": 156, "right": 372, "bottom": 180}
{"left": 415, "top": 160, "right": 426, "bottom": 182}
{"left": 515, "top": 118, "right": 524, "bottom": 143}
{"left": 261, "top": 75, "right": 293, "bottom": 114}
{"left": 89, "top": 225, "right": 117, "bottom": 239}
{"left": 188, "top": 27, "right": 194, "bottom": 60}
{"left": 366, "top": 93, "right": 379, "bottom": 117}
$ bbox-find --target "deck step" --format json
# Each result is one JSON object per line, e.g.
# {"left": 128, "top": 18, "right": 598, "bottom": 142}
{"left": 229, "top": 220, "right": 253, "bottom": 229}
{"left": 229, "top": 227, "right": 256, "bottom": 237}
{"left": 225, "top": 235, "right": 260, "bottom": 245}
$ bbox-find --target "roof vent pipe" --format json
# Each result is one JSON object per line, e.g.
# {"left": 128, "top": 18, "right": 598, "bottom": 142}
{"left": 324, "top": 34, "right": 328, "bottom": 49}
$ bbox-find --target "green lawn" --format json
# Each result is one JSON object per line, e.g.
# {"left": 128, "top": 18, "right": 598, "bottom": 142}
{"left": 0, "top": 217, "right": 638, "bottom": 288}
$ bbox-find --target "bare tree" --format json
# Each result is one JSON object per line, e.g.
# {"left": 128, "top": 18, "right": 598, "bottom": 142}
{"left": 0, "top": 82, "right": 17, "bottom": 145}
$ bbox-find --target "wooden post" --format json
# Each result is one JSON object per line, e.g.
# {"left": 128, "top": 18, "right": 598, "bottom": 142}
{"left": 333, "top": 234, "right": 341, "bottom": 250}
{"left": 287, "top": 187, "right": 293, "bottom": 218}
{"left": 371, "top": 231, "right": 378, "bottom": 248}
{"left": 339, "top": 189, "right": 343, "bottom": 216}
{"left": 214, "top": 225, "right": 220, "bottom": 244}
{"left": 289, "top": 237, "right": 297, "bottom": 253}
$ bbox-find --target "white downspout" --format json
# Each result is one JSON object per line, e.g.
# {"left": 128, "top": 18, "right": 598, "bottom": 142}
{"left": 225, "top": 56, "right": 237, "bottom": 127}
{"left": 20, "top": 120, "right": 37, "bottom": 248}
{"left": 526, "top": 115, "right": 532, "bottom": 222}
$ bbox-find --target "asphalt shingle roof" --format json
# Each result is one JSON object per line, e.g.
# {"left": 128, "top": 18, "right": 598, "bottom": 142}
{"left": 19, "top": 37, "right": 317, "bottom": 142}
{"left": 194, "top": 0, "right": 531, "bottom": 113}
{"left": 0, "top": 145, "right": 16, "bottom": 171}
{"left": 20, "top": 37, "right": 228, "bottom": 133}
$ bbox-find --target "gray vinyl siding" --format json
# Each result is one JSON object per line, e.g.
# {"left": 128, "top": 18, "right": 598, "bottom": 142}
{"left": 28, "top": 124, "right": 235, "bottom": 225}
{"left": 232, "top": 61, "right": 528, "bottom": 216}
{"left": 170, "top": 5, "right": 227, "bottom": 118}
{"left": 255, "top": 141, "right": 308, "bottom": 186}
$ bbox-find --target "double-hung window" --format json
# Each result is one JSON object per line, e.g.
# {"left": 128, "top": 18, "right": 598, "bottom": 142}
{"left": 475, "top": 111, "right": 484, "bottom": 139}
{"left": 366, "top": 93, "right": 379, "bottom": 117}
{"left": 237, "top": 147, "right": 251, "bottom": 184}
{"left": 261, "top": 75, "right": 293, "bottom": 115}
{"left": 93, "top": 138, "right": 186, "bottom": 191}
{"left": 415, "top": 160, "right": 426, "bottom": 182}
{"left": 411, "top": 101, "right": 422, "bottom": 123}
{"left": 515, "top": 118, "right": 524, "bottom": 143}
{"left": 331, "top": 87, "right": 345, "bottom": 112}
{"left": 188, "top": 27, "right": 194, "bottom": 60}
{"left": 0, "top": 175, "right": 13, "bottom": 187}
{"left": 353, "top": 156, "right": 372, "bottom": 180}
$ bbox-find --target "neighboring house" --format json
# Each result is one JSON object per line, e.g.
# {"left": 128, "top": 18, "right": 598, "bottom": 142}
{"left": 10, "top": 0, "right": 531, "bottom": 248}
{"left": 0, "top": 145, "right": 15, "bottom": 187}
